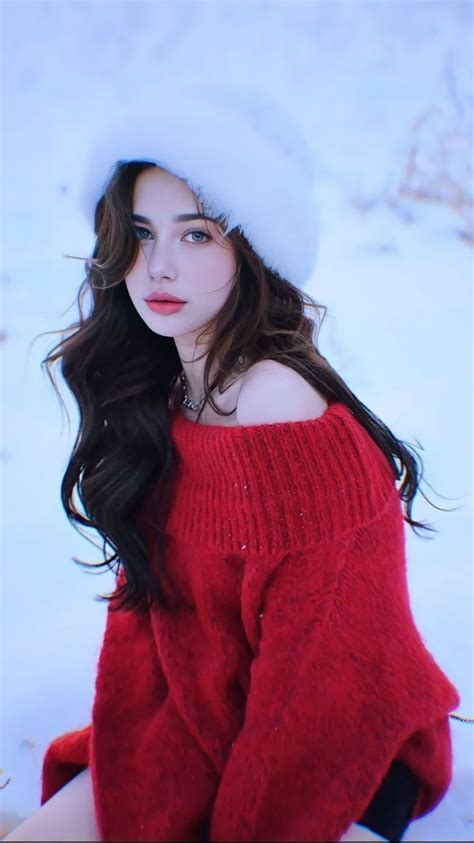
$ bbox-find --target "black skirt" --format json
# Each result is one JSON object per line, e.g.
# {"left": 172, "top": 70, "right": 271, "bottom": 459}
{"left": 357, "top": 758, "right": 420, "bottom": 841}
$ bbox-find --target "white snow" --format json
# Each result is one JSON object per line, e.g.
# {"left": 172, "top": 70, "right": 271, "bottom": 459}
{"left": 1, "top": 1, "right": 472, "bottom": 839}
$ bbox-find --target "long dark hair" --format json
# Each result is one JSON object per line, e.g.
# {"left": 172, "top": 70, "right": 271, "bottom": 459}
{"left": 39, "top": 161, "right": 459, "bottom": 613}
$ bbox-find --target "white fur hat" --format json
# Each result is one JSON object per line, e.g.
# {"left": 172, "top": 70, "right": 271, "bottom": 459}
{"left": 79, "top": 82, "right": 319, "bottom": 290}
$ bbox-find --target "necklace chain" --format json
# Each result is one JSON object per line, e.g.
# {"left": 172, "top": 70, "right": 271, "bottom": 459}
{"left": 179, "top": 355, "right": 245, "bottom": 412}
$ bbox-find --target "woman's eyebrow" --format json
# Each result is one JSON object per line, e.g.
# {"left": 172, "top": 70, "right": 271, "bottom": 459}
{"left": 131, "top": 212, "right": 215, "bottom": 224}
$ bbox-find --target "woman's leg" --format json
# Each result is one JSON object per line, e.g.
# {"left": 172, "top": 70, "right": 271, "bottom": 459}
{"left": 2, "top": 767, "right": 100, "bottom": 841}
{"left": 339, "top": 823, "right": 388, "bottom": 841}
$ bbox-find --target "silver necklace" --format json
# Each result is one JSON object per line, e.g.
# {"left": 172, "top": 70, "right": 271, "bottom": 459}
{"left": 179, "top": 355, "right": 245, "bottom": 413}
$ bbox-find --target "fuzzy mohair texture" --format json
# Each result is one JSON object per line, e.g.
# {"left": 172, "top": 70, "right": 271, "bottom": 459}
{"left": 78, "top": 80, "right": 320, "bottom": 290}
{"left": 41, "top": 402, "right": 460, "bottom": 841}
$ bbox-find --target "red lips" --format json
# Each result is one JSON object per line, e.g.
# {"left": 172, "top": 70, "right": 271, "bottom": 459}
{"left": 145, "top": 292, "right": 187, "bottom": 303}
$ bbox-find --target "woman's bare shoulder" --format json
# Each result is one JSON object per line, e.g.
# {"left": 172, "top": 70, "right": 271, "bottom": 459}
{"left": 236, "top": 359, "right": 329, "bottom": 426}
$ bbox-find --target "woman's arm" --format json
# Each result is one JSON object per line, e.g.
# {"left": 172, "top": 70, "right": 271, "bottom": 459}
{"left": 2, "top": 767, "right": 100, "bottom": 842}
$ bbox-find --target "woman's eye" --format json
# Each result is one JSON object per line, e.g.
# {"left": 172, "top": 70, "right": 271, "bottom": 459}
{"left": 184, "top": 230, "right": 211, "bottom": 244}
{"left": 133, "top": 227, "right": 211, "bottom": 243}
{"left": 134, "top": 226, "right": 152, "bottom": 240}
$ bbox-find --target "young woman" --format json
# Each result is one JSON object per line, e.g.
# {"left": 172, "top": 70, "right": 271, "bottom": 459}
{"left": 4, "top": 88, "right": 462, "bottom": 842}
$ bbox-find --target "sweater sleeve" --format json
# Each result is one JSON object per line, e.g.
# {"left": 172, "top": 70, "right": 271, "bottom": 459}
{"left": 40, "top": 722, "right": 91, "bottom": 805}
{"left": 40, "top": 571, "right": 122, "bottom": 807}
{"left": 209, "top": 523, "right": 460, "bottom": 842}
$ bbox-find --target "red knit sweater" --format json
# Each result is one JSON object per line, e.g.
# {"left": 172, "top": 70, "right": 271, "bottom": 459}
{"left": 41, "top": 401, "right": 460, "bottom": 841}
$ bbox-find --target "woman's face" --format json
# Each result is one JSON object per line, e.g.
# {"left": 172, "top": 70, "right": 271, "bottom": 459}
{"left": 124, "top": 167, "right": 237, "bottom": 350}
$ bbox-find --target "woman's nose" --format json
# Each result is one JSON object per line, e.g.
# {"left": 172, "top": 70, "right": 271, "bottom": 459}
{"left": 145, "top": 241, "right": 177, "bottom": 280}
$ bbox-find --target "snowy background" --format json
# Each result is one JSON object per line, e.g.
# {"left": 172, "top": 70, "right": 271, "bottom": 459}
{"left": 1, "top": 0, "right": 472, "bottom": 839}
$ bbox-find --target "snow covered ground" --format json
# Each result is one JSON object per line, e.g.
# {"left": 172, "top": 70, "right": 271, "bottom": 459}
{"left": 1, "top": 1, "right": 472, "bottom": 839}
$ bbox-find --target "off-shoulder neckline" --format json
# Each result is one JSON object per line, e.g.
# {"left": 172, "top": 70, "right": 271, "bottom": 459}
{"left": 162, "top": 399, "right": 397, "bottom": 553}
{"left": 170, "top": 400, "right": 351, "bottom": 436}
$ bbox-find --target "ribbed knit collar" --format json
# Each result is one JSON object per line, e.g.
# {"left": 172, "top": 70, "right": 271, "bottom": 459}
{"left": 160, "top": 400, "right": 399, "bottom": 557}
